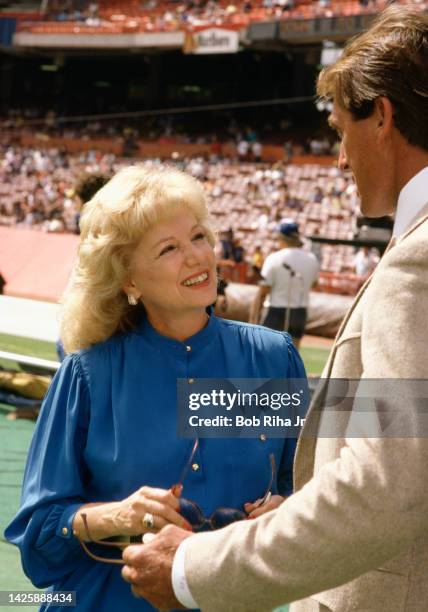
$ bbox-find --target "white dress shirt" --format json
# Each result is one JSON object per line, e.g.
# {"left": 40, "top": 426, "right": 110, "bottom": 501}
{"left": 172, "top": 537, "right": 198, "bottom": 608}
{"left": 392, "top": 166, "right": 428, "bottom": 237}
{"left": 171, "top": 165, "right": 428, "bottom": 610}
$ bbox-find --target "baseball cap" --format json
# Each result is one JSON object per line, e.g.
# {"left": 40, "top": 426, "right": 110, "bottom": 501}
{"left": 277, "top": 219, "right": 300, "bottom": 237}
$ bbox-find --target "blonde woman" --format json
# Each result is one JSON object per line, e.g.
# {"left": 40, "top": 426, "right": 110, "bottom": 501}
{"left": 5, "top": 164, "right": 307, "bottom": 612}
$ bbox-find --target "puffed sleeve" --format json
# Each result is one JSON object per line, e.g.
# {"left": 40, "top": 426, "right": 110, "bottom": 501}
{"left": 4, "top": 353, "right": 91, "bottom": 587}
{"left": 277, "top": 333, "right": 308, "bottom": 496}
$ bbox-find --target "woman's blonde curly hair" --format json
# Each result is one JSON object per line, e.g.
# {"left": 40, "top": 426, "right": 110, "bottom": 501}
{"left": 60, "top": 163, "right": 215, "bottom": 353}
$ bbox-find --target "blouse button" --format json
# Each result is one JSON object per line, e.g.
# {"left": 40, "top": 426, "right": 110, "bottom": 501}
{"left": 260, "top": 434, "right": 267, "bottom": 442}
{"left": 188, "top": 378, "right": 195, "bottom": 384}
{"left": 192, "top": 463, "right": 200, "bottom": 471}
{"left": 61, "top": 527, "right": 68, "bottom": 535}
{"left": 186, "top": 345, "right": 192, "bottom": 352}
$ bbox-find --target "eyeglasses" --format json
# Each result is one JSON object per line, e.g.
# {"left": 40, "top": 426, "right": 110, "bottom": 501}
{"left": 75, "top": 440, "right": 276, "bottom": 563}
{"left": 75, "top": 512, "right": 129, "bottom": 565}
{"left": 172, "top": 439, "right": 276, "bottom": 533}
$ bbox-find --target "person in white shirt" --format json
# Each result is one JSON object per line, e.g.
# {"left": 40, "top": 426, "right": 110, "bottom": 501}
{"left": 353, "top": 246, "right": 380, "bottom": 277}
{"left": 249, "top": 219, "right": 319, "bottom": 349}
{"left": 236, "top": 139, "right": 249, "bottom": 161}
{"left": 251, "top": 141, "right": 263, "bottom": 162}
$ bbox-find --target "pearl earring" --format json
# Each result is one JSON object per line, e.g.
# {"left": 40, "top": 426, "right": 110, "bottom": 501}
{"left": 128, "top": 295, "right": 138, "bottom": 306}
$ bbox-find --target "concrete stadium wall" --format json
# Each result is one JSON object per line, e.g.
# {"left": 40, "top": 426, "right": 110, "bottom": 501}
{"left": 0, "top": 227, "right": 79, "bottom": 303}
{"left": 0, "top": 295, "right": 60, "bottom": 342}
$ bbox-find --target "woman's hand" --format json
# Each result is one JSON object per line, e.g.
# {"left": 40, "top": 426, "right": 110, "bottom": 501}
{"left": 111, "top": 486, "right": 191, "bottom": 536}
{"left": 244, "top": 494, "right": 285, "bottom": 519}
{"left": 73, "top": 486, "right": 191, "bottom": 542}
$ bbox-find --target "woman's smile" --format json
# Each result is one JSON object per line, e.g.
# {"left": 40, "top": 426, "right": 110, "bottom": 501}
{"left": 181, "top": 270, "right": 210, "bottom": 288}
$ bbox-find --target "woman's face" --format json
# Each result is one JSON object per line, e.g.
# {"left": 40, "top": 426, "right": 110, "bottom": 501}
{"left": 125, "top": 209, "right": 218, "bottom": 321}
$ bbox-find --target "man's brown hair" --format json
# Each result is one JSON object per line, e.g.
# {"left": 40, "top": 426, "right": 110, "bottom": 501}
{"left": 75, "top": 172, "right": 111, "bottom": 204}
{"left": 317, "top": 5, "right": 428, "bottom": 151}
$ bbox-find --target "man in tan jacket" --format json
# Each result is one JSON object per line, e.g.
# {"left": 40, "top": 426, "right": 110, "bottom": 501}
{"left": 121, "top": 6, "right": 428, "bottom": 611}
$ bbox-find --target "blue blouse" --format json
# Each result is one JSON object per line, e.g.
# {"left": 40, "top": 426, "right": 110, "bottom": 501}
{"left": 5, "top": 315, "right": 307, "bottom": 612}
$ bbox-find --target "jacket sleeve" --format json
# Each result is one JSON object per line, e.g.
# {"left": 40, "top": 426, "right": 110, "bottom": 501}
{"left": 4, "top": 353, "right": 92, "bottom": 588}
{"left": 182, "top": 234, "right": 428, "bottom": 612}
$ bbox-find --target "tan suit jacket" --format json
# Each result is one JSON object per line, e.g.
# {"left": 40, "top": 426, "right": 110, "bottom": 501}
{"left": 184, "top": 205, "right": 428, "bottom": 612}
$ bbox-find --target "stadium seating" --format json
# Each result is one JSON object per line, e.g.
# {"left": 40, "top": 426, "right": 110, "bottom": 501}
{"left": 15, "top": 0, "right": 427, "bottom": 35}
{"left": 0, "top": 143, "right": 367, "bottom": 294}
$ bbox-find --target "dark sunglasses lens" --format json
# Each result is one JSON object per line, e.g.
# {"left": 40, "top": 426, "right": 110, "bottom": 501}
{"left": 211, "top": 508, "right": 246, "bottom": 529}
{"left": 179, "top": 498, "right": 204, "bottom": 527}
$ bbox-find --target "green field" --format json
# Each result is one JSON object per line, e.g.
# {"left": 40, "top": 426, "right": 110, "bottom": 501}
{"left": 0, "top": 333, "right": 57, "bottom": 372}
{"left": 0, "top": 409, "right": 39, "bottom": 611}
{"left": 0, "top": 333, "right": 57, "bottom": 361}
{"left": 300, "top": 346, "right": 329, "bottom": 376}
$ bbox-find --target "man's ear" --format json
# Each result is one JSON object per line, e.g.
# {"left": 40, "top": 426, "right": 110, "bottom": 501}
{"left": 374, "top": 97, "right": 394, "bottom": 139}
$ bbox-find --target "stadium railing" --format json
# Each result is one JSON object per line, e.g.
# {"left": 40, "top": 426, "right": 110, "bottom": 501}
{"left": 0, "top": 351, "right": 59, "bottom": 373}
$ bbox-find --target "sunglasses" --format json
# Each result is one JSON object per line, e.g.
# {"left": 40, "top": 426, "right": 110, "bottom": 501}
{"left": 75, "top": 513, "right": 129, "bottom": 565}
{"left": 173, "top": 440, "right": 276, "bottom": 532}
{"left": 75, "top": 440, "right": 275, "bottom": 564}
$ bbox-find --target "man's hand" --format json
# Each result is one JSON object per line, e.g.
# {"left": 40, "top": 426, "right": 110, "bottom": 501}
{"left": 245, "top": 494, "right": 285, "bottom": 519}
{"left": 121, "top": 524, "right": 192, "bottom": 611}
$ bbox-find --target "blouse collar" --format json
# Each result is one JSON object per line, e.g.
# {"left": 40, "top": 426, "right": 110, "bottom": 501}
{"left": 134, "top": 307, "right": 219, "bottom": 351}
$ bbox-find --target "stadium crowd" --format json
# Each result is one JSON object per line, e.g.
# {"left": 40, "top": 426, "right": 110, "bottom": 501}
{"left": 0, "top": 143, "right": 362, "bottom": 276}
{"left": 33, "top": 0, "right": 428, "bottom": 33}
{"left": 0, "top": 109, "right": 335, "bottom": 155}
{"left": 0, "top": 146, "right": 116, "bottom": 234}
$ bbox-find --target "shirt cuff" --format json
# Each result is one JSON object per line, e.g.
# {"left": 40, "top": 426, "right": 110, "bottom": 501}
{"left": 171, "top": 538, "right": 198, "bottom": 609}
{"left": 56, "top": 503, "right": 84, "bottom": 540}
